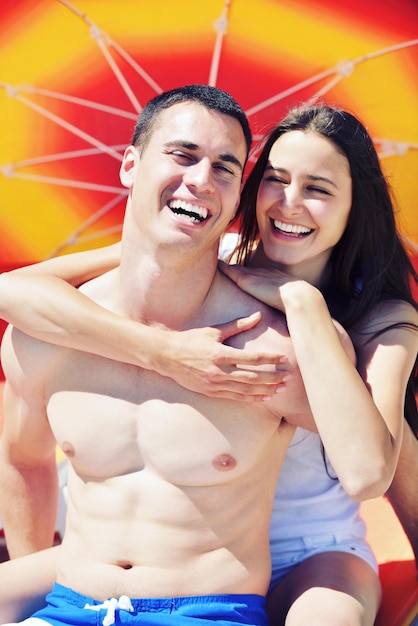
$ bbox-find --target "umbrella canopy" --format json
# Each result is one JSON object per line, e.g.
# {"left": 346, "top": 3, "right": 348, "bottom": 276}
{"left": 1, "top": 0, "right": 417, "bottom": 269}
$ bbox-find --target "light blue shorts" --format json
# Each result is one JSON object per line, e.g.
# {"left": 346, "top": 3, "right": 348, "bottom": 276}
{"left": 28, "top": 583, "right": 269, "bottom": 626}
{"left": 269, "top": 533, "right": 378, "bottom": 590}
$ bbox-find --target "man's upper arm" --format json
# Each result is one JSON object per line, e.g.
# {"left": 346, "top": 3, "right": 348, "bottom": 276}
{"left": 0, "top": 325, "right": 56, "bottom": 465}
{"left": 0, "top": 327, "right": 60, "bottom": 557}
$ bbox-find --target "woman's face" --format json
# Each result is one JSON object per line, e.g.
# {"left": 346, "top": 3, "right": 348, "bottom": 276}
{"left": 255, "top": 130, "right": 352, "bottom": 283}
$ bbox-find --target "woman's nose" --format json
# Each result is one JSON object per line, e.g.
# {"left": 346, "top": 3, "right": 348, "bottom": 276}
{"left": 280, "top": 183, "right": 304, "bottom": 213}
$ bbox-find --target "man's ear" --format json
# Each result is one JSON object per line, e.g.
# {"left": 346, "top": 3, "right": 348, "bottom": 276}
{"left": 119, "top": 146, "right": 138, "bottom": 188}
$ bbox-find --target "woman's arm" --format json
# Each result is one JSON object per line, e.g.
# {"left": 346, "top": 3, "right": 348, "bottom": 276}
{"left": 220, "top": 262, "right": 416, "bottom": 501}
{"left": 0, "top": 248, "right": 289, "bottom": 401}
{"left": 7, "top": 243, "right": 122, "bottom": 286}
{"left": 0, "top": 547, "right": 58, "bottom": 621}
{"left": 281, "top": 286, "right": 415, "bottom": 500}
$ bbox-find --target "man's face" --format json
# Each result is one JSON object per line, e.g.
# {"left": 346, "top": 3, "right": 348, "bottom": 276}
{"left": 120, "top": 102, "right": 247, "bottom": 260}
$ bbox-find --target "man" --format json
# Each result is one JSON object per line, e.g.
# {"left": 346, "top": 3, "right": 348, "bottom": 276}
{"left": 0, "top": 85, "right": 384, "bottom": 625}
{"left": 0, "top": 85, "right": 307, "bottom": 625}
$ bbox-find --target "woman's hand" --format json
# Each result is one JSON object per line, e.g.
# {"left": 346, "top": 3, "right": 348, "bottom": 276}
{"left": 219, "top": 261, "right": 290, "bottom": 311}
{"left": 156, "top": 312, "right": 292, "bottom": 401}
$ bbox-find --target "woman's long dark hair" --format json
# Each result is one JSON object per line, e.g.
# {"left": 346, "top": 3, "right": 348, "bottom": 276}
{"left": 233, "top": 103, "right": 418, "bottom": 436}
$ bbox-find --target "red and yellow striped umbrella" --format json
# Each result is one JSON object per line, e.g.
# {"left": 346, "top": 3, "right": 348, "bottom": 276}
{"left": 1, "top": 0, "right": 417, "bottom": 269}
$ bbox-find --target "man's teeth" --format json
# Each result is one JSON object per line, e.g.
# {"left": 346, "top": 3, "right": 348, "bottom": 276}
{"left": 273, "top": 220, "right": 312, "bottom": 235}
{"left": 169, "top": 200, "right": 208, "bottom": 223}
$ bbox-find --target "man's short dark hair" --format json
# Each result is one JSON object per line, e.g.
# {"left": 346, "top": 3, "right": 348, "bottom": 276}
{"left": 131, "top": 84, "right": 252, "bottom": 157}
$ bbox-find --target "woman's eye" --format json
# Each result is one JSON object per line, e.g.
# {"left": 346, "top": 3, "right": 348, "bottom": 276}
{"left": 308, "top": 186, "right": 331, "bottom": 195}
{"left": 264, "top": 175, "right": 286, "bottom": 184}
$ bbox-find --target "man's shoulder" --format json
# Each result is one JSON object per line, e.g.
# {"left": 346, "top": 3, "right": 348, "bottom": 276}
{"left": 217, "top": 271, "right": 288, "bottom": 329}
{"left": 78, "top": 268, "right": 119, "bottom": 311}
{"left": 215, "top": 274, "right": 289, "bottom": 353}
{"left": 0, "top": 324, "right": 61, "bottom": 397}
{"left": 1, "top": 323, "right": 56, "bottom": 359}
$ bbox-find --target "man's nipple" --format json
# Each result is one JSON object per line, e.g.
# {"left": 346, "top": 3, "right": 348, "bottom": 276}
{"left": 212, "top": 453, "right": 237, "bottom": 471}
{"left": 61, "top": 441, "right": 75, "bottom": 458}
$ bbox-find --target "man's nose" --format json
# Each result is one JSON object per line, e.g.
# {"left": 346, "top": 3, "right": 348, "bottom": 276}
{"left": 184, "top": 159, "right": 215, "bottom": 193}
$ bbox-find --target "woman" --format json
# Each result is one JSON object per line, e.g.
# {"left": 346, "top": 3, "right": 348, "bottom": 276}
{"left": 0, "top": 103, "right": 417, "bottom": 625}
{"left": 220, "top": 103, "right": 418, "bottom": 624}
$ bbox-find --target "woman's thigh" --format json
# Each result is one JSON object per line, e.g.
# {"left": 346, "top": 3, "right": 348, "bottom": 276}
{"left": 266, "top": 551, "right": 381, "bottom": 626}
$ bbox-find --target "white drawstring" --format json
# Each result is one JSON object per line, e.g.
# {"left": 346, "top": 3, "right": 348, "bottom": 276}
{"left": 84, "top": 595, "right": 134, "bottom": 626}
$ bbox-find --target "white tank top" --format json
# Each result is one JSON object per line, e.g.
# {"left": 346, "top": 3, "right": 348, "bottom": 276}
{"left": 270, "top": 428, "right": 365, "bottom": 543}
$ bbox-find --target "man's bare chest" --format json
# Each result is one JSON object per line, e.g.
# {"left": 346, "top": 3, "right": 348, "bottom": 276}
{"left": 46, "top": 352, "right": 282, "bottom": 486}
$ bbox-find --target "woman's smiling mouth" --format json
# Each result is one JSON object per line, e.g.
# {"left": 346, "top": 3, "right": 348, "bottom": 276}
{"left": 271, "top": 219, "right": 313, "bottom": 237}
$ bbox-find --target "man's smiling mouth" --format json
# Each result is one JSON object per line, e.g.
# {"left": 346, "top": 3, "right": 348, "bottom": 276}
{"left": 169, "top": 200, "right": 209, "bottom": 223}
{"left": 272, "top": 219, "right": 313, "bottom": 237}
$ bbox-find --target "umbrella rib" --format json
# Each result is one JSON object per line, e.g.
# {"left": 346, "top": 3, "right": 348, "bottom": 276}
{"left": 350, "top": 38, "right": 418, "bottom": 66}
{"left": 1, "top": 84, "right": 137, "bottom": 120}
{"left": 209, "top": 0, "right": 232, "bottom": 87}
{"left": 65, "top": 192, "right": 126, "bottom": 233}
{"left": 58, "top": 0, "right": 162, "bottom": 98}
{"left": 4, "top": 91, "right": 123, "bottom": 162}
{"left": 245, "top": 68, "right": 337, "bottom": 116}
{"left": 374, "top": 139, "right": 418, "bottom": 158}
{"left": 325, "top": 39, "right": 418, "bottom": 80}
{"left": 246, "top": 38, "right": 418, "bottom": 118}
{"left": 308, "top": 73, "right": 345, "bottom": 101}
{"left": 3, "top": 146, "right": 127, "bottom": 169}
{"left": 310, "top": 40, "right": 418, "bottom": 115}
{"left": 1, "top": 170, "right": 126, "bottom": 195}
{"left": 47, "top": 193, "right": 126, "bottom": 258}
{"left": 94, "top": 37, "right": 142, "bottom": 113}
{"left": 72, "top": 224, "right": 123, "bottom": 246}
{"left": 47, "top": 224, "right": 123, "bottom": 259}
{"left": 108, "top": 39, "right": 163, "bottom": 95}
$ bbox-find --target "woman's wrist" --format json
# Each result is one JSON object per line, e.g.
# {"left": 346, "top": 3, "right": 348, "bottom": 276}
{"left": 279, "top": 280, "right": 322, "bottom": 313}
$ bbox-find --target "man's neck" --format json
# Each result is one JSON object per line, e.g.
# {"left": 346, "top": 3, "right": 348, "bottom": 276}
{"left": 119, "top": 247, "right": 219, "bottom": 330}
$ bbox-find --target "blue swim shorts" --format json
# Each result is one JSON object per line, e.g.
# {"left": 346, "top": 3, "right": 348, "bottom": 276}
{"left": 29, "top": 583, "right": 269, "bottom": 626}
